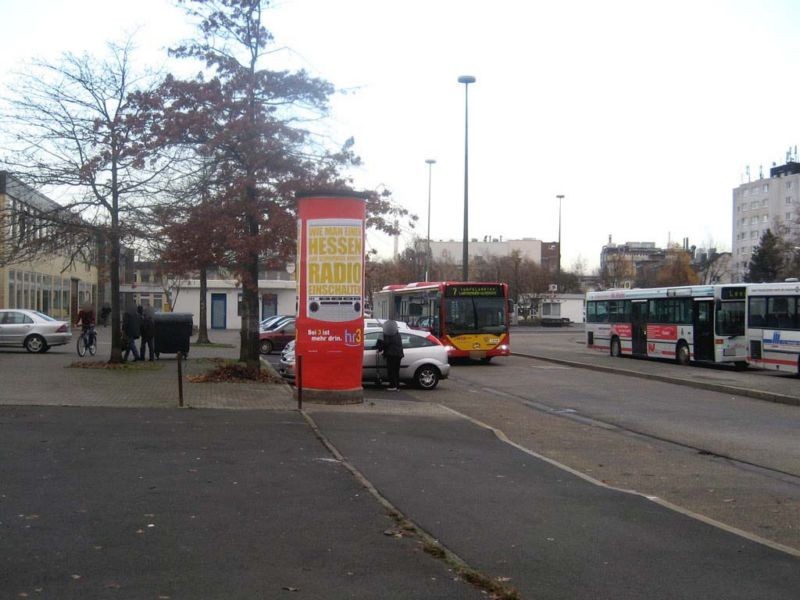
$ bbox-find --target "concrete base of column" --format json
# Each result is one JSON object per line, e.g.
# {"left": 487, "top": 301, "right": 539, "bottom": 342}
{"left": 295, "top": 387, "right": 363, "bottom": 405}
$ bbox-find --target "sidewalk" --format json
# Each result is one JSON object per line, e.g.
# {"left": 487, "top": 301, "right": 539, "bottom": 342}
{"left": 2, "top": 329, "right": 799, "bottom": 599}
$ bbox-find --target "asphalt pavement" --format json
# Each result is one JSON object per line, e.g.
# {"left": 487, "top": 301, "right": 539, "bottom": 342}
{"left": 1, "top": 326, "right": 799, "bottom": 599}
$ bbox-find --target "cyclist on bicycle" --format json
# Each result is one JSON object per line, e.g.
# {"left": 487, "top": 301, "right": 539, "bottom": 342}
{"left": 75, "top": 301, "right": 96, "bottom": 338}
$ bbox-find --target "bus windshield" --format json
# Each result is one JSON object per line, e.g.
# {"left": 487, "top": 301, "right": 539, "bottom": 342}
{"left": 445, "top": 296, "right": 507, "bottom": 335}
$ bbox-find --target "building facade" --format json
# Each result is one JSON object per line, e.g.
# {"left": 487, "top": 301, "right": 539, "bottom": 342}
{"left": 732, "top": 160, "right": 800, "bottom": 281}
{"left": 121, "top": 263, "right": 298, "bottom": 330}
{"left": 599, "top": 240, "right": 665, "bottom": 288}
{"left": 427, "top": 237, "right": 558, "bottom": 268}
{"left": 0, "top": 172, "right": 98, "bottom": 321}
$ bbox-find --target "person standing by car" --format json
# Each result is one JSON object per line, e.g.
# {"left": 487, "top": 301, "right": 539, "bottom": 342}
{"left": 377, "top": 319, "right": 404, "bottom": 391}
{"left": 122, "top": 306, "right": 141, "bottom": 361}
{"left": 139, "top": 306, "right": 156, "bottom": 361}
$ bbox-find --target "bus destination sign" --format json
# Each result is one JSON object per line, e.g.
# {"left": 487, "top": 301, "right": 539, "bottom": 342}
{"left": 445, "top": 285, "right": 503, "bottom": 298}
{"left": 721, "top": 286, "right": 746, "bottom": 300}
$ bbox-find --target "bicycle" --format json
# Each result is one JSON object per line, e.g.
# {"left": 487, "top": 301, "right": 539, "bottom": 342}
{"left": 76, "top": 325, "right": 97, "bottom": 357}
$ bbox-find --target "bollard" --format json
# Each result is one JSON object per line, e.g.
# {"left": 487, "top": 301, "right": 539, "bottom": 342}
{"left": 177, "top": 351, "right": 184, "bottom": 407}
{"left": 297, "top": 354, "right": 302, "bottom": 411}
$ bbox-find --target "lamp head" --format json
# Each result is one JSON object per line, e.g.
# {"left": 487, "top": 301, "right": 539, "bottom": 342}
{"left": 457, "top": 75, "right": 476, "bottom": 84}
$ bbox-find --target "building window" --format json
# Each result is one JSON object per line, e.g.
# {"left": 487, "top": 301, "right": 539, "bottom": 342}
{"left": 787, "top": 181, "right": 793, "bottom": 189}
{"left": 787, "top": 197, "right": 793, "bottom": 204}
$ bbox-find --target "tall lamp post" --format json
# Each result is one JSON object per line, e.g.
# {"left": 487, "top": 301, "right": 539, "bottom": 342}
{"left": 556, "top": 194, "right": 564, "bottom": 280}
{"left": 458, "top": 75, "right": 476, "bottom": 281}
{"left": 424, "top": 158, "right": 436, "bottom": 282}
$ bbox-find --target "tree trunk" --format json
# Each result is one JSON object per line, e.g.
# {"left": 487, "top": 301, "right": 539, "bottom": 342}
{"left": 108, "top": 230, "right": 123, "bottom": 363}
{"left": 196, "top": 265, "right": 210, "bottom": 344}
{"left": 239, "top": 185, "right": 261, "bottom": 370}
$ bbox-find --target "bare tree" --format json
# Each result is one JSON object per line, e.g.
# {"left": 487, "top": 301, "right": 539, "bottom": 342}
{"left": 1, "top": 40, "right": 174, "bottom": 362}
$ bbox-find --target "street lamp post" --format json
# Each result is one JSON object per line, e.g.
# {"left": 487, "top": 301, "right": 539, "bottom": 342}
{"left": 556, "top": 194, "right": 564, "bottom": 280}
{"left": 458, "top": 75, "right": 476, "bottom": 282}
{"left": 424, "top": 159, "right": 436, "bottom": 282}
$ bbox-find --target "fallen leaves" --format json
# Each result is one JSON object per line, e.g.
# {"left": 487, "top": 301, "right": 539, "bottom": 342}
{"left": 187, "top": 359, "right": 282, "bottom": 383}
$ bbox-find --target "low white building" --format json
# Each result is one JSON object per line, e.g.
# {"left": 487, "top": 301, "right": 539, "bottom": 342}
{"left": 519, "top": 292, "right": 585, "bottom": 324}
{"left": 170, "top": 278, "right": 297, "bottom": 330}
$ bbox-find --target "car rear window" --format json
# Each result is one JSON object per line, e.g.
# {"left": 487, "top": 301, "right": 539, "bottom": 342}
{"left": 32, "top": 311, "right": 55, "bottom": 321}
{"left": 401, "top": 333, "right": 437, "bottom": 348}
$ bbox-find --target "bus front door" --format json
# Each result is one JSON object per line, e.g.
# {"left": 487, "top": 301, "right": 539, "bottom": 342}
{"left": 693, "top": 300, "right": 714, "bottom": 361}
{"left": 631, "top": 300, "right": 648, "bottom": 355}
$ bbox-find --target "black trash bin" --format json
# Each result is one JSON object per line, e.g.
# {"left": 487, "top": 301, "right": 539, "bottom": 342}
{"left": 154, "top": 313, "right": 193, "bottom": 359}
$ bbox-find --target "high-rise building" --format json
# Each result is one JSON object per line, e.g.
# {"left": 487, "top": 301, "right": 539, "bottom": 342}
{"left": 732, "top": 159, "right": 800, "bottom": 281}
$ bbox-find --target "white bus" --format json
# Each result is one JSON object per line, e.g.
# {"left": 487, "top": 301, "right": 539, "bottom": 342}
{"left": 745, "top": 281, "right": 800, "bottom": 374}
{"left": 586, "top": 285, "right": 748, "bottom": 368}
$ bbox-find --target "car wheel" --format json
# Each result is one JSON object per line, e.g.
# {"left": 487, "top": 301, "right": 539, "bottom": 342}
{"left": 25, "top": 334, "right": 47, "bottom": 354}
{"left": 480, "top": 357, "right": 493, "bottom": 364}
{"left": 414, "top": 365, "right": 440, "bottom": 390}
{"left": 260, "top": 340, "right": 273, "bottom": 354}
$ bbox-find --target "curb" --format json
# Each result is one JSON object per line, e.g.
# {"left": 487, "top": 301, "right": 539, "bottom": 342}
{"left": 513, "top": 353, "right": 800, "bottom": 408}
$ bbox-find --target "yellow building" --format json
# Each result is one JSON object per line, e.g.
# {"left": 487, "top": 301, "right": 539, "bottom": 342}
{"left": 1, "top": 172, "right": 98, "bottom": 321}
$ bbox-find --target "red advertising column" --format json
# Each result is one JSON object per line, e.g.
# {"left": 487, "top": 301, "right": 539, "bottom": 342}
{"left": 296, "top": 192, "right": 366, "bottom": 404}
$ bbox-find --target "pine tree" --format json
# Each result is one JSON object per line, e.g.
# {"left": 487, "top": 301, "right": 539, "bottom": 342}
{"left": 746, "top": 229, "right": 785, "bottom": 283}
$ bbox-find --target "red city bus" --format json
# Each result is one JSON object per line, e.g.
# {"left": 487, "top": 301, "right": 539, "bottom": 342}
{"left": 373, "top": 281, "right": 510, "bottom": 361}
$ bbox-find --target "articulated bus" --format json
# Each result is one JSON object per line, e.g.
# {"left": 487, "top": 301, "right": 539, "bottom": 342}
{"left": 373, "top": 281, "right": 510, "bottom": 361}
{"left": 586, "top": 285, "right": 748, "bottom": 368}
{"left": 744, "top": 281, "right": 800, "bottom": 374}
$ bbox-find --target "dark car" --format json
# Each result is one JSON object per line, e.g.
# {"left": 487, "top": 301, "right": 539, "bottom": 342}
{"left": 258, "top": 318, "right": 295, "bottom": 354}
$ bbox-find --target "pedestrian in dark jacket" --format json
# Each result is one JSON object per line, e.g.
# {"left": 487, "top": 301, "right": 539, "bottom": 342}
{"left": 139, "top": 306, "right": 156, "bottom": 361}
{"left": 122, "top": 307, "right": 141, "bottom": 361}
{"left": 377, "top": 319, "right": 404, "bottom": 390}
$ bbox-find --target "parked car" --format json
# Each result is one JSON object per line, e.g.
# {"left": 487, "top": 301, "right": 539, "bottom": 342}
{"left": 259, "top": 318, "right": 295, "bottom": 354}
{"left": 0, "top": 309, "right": 72, "bottom": 353}
{"left": 279, "top": 327, "right": 449, "bottom": 390}
{"left": 260, "top": 315, "right": 294, "bottom": 332}
{"left": 280, "top": 338, "right": 295, "bottom": 360}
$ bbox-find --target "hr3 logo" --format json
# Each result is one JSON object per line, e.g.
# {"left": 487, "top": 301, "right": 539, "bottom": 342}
{"left": 344, "top": 328, "right": 362, "bottom": 347}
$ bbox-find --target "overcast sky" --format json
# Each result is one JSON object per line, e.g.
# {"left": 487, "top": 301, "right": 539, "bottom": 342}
{"left": 2, "top": 0, "right": 800, "bottom": 271}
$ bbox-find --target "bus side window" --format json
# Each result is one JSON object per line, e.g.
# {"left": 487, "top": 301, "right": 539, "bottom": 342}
{"left": 748, "top": 297, "right": 766, "bottom": 327}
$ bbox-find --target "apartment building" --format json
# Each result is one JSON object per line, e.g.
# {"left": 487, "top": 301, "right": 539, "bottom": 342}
{"left": 732, "top": 160, "right": 800, "bottom": 281}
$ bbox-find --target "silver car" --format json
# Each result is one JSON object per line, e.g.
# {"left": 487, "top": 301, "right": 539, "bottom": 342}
{"left": 279, "top": 327, "right": 449, "bottom": 390}
{"left": 0, "top": 309, "right": 72, "bottom": 353}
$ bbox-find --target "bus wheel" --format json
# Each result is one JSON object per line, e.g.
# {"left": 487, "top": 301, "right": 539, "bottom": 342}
{"left": 676, "top": 342, "right": 690, "bottom": 366}
{"left": 734, "top": 361, "right": 748, "bottom": 372}
{"left": 610, "top": 337, "right": 621, "bottom": 358}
